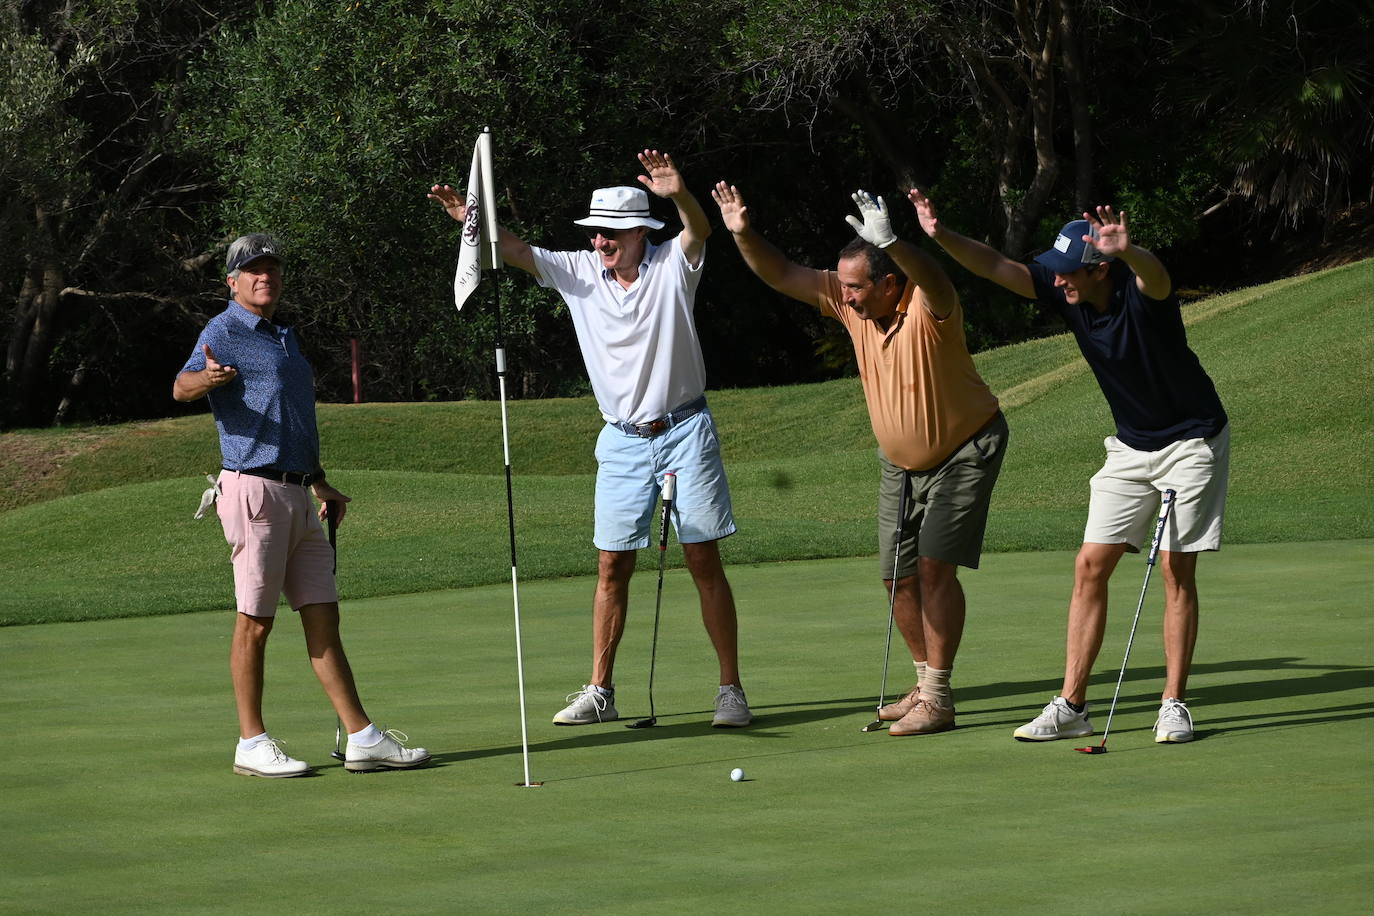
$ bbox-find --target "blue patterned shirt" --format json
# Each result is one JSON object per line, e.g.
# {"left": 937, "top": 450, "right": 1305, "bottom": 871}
{"left": 180, "top": 301, "right": 321, "bottom": 473}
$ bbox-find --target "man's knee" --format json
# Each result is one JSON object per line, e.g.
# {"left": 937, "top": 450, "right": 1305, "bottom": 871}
{"left": 598, "top": 549, "right": 637, "bottom": 584}
{"left": 1075, "top": 543, "right": 1125, "bottom": 584}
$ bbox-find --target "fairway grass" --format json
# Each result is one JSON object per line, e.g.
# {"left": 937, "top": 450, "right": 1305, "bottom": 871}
{"left": 3, "top": 541, "right": 1370, "bottom": 913}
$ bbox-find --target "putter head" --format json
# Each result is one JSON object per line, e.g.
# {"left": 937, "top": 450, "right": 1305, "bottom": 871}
{"left": 625, "top": 717, "right": 657, "bottom": 729}
{"left": 861, "top": 719, "right": 886, "bottom": 733}
{"left": 1076, "top": 745, "right": 1108, "bottom": 755}
{"left": 330, "top": 750, "right": 346, "bottom": 761}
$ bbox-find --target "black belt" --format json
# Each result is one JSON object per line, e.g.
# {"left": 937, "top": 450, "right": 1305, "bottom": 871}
{"left": 229, "top": 466, "right": 319, "bottom": 487}
{"left": 610, "top": 395, "right": 708, "bottom": 438}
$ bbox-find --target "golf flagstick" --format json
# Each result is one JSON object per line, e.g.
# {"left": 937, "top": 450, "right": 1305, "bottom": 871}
{"left": 863, "top": 473, "right": 910, "bottom": 732}
{"left": 463, "top": 128, "right": 538, "bottom": 787}
{"left": 627, "top": 472, "right": 676, "bottom": 729}
{"left": 325, "top": 499, "right": 346, "bottom": 761}
{"left": 1077, "top": 488, "right": 1177, "bottom": 755}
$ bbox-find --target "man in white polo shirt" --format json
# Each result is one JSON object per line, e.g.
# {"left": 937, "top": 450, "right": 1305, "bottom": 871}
{"left": 429, "top": 149, "right": 750, "bottom": 728}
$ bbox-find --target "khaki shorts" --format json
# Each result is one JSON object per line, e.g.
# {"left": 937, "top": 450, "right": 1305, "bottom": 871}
{"left": 216, "top": 471, "right": 338, "bottom": 617}
{"left": 1084, "top": 425, "right": 1230, "bottom": 553}
{"left": 877, "top": 412, "right": 1009, "bottom": 574}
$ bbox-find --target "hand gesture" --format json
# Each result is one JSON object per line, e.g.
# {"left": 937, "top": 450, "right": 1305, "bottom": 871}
{"left": 1085, "top": 205, "right": 1130, "bottom": 258}
{"left": 844, "top": 191, "right": 896, "bottom": 248}
{"left": 637, "top": 149, "right": 684, "bottom": 199}
{"left": 428, "top": 184, "right": 467, "bottom": 223}
{"left": 907, "top": 188, "right": 941, "bottom": 238}
{"left": 202, "top": 344, "right": 238, "bottom": 389}
{"left": 710, "top": 181, "right": 751, "bottom": 234}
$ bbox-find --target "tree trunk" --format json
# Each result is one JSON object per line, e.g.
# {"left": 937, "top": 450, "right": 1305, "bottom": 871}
{"left": 1059, "top": 0, "right": 1096, "bottom": 212}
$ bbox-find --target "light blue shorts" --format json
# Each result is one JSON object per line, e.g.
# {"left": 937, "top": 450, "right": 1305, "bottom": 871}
{"left": 593, "top": 408, "right": 737, "bottom": 550}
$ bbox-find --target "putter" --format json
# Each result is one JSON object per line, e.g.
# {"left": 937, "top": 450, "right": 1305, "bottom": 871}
{"left": 627, "top": 472, "right": 676, "bottom": 729}
{"left": 325, "top": 499, "right": 346, "bottom": 761}
{"left": 1077, "top": 488, "right": 1177, "bottom": 755}
{"left": 862, "top": 474, "right": 911, "bottom": 732}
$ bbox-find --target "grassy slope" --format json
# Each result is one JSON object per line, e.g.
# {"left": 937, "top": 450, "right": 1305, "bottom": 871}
{"left": 1, "top": 260, "right": 1371, "bottom": 625}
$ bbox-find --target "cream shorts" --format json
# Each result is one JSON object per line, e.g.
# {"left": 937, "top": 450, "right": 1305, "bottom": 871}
{"left": 1084, "top": 425, "right": 1230, "bottom": 553}
{"left": 216, "top": 471, "right": 338, "bottom": 617}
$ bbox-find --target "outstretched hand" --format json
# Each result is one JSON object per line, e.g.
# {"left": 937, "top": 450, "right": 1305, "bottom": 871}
{"left": 202, "top": 344, "right": 237, "bottom": 389}
{"left": 844, "top": 191, "right": 896, "bottom": 248}
{"left": 637, "top": 149, "right": 684, "bottom": 199}
{"left": 1085, "top": 205, "right": 1130, "bottom": 258}
{"left": 427, "top": 184, "right": 467, "bottom": 223}
{"left": 710, "top": 181, "right": 751, "bottom": 234}
{"left": 907, "top": 188, "right": 942, "bottom": 238}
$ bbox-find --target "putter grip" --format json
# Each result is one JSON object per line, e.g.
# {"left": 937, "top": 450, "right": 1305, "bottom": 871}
{"left": 661, "top": 472, "right": 676, "bottom": 503}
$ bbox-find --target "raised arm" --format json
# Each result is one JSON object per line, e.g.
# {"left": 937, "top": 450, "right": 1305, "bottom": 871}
{"left": 427, "top": 184, "right": 535, "bottom": 275}
{"left": 845, "top": 192, "right": 959, "bottom": 319}
{"left": 908, "top": 188, "right": 1035, "bottom": 300}
{"left": 637, "top": 150, "right": 711, "bottom": 267}
{"left": 173, "top": 343, "right": 238, "bottom": 402}
{"left": 1084, "top": 205, "right": 1172, "bottom": 299}
{"left": 710, "top": 181, "right": 825, "bottom": 308}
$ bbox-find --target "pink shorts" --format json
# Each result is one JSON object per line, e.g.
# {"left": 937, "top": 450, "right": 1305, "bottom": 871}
{"left": 215, "top": 471, "right": 338, "bottom": 617}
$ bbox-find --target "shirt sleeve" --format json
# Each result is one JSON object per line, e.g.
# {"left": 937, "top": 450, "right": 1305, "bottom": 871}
{"left": 178, "top": 320, "right": 231, "bottom": 375}
{"left": 528, "top": 245, "right": 584, "bottom": 295}
{"left": 816, "top": 270, "right": 846, "bottom": 323}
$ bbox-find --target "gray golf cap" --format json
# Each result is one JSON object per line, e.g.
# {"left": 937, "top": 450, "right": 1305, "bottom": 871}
{"left": 226, "top": 233, "right": 285, "bottom": 275}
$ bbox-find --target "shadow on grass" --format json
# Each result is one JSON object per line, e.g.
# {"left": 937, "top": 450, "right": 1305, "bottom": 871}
{"left": 967, "top": 657, "right": 1374, "bottom": 735}
{"left": 427, "top": 656, "right": 1371, "bottom": 765}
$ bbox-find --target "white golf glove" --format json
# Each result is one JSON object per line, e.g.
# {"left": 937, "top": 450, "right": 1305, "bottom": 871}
{"left": 194, "top": 474, "right": 222, "bottom": 519}
{"left": 845, "top": 191, "right": 897, "bottom": 248}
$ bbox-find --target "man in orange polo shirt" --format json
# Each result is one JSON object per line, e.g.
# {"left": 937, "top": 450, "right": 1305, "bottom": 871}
{"left": 712, "top": 183, "right": 1007, "bottom": 735}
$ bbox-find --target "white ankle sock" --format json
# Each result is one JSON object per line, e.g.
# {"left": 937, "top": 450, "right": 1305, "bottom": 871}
{"left": 238, "top": 732, "right": 269, "bottom": 751}
{"left": 349, "top": 723, "right": 383, "bottom": 747}
{"left": 914, "top": 660, "right": 928, "bottom": 687}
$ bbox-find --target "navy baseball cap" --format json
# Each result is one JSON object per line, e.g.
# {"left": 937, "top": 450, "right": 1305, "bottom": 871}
{"left": 1033, "top": 219, "right": 1114, "bottom": 274}
{"left": 225, "top": 233, "right": 285, "bottom": 274}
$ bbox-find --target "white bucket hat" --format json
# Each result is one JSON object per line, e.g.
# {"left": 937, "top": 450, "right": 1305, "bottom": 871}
{"left": 573, "top": 186, "right": 665, "bottom": 230}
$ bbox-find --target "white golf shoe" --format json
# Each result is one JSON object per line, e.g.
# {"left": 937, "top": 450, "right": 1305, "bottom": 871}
{"left": 345, "top": 728, "right": 432, "bottom": 772}
{"left": 711, "top": 685, "right": 753, "bottom": 728}
{"left": 553, "top": 685, "right": 618, "bottom": 725}
{"left": 233, "top": 737, "right": 310, "bottom": 778}
{"left": 1154, "top": 698, "right": 1195, "bottom": 743}
{"left": 1014, "top": 696, "right": 1093, "bottom": 741}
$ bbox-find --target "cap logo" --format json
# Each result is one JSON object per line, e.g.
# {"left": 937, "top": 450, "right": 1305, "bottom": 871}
{"left": 1054, "top": 234, "right": 1072, "bottom": 253}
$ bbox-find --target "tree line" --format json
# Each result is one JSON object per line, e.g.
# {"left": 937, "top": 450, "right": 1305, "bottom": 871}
{"left": 3, "top": 0, "right": 1371, "bottom": 428}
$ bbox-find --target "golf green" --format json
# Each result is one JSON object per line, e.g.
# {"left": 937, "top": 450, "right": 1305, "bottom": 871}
{"left": 2, "top": 541, "right": 1370, "bottom": 912}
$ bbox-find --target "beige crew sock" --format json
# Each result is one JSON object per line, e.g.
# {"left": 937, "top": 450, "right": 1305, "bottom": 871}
{"left": 914, "top": 660, "right": 928, "bottom": 690}
{"left": 920, "top": 666, "right": 952, "bottom": 707}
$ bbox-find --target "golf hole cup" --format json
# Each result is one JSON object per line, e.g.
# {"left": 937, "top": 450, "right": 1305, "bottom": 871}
{"left": 730, "top": 767, "right": 745, "bottom": 782}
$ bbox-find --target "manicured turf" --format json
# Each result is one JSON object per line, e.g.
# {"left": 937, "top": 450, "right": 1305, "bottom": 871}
{"left": 3, "top": 541, "right": 1370, "bottom": 912}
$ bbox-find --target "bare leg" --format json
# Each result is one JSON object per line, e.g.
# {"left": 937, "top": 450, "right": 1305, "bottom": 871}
{"left": 1062, "top": 542, "right": 1128, "bottom": 705}
{"left": 299, "top": 602, "right": 369, "bottom": 733}
{"left": 682, "top": 540, "right": 740, "bottom": 686}
{"left": 591, "top": 549, "right": 637, "bottom": 688}
{"left": 888, "top": 576, "right": 926, "bottom": 663}
{"left": 917, "top": 557, "right": 964, "bottom": 670}
{"left": 231, "top": 612, "right": 273, "bottom": 739}
{"left": 1159, "top": 550, "right": 1200, "bottom": 700}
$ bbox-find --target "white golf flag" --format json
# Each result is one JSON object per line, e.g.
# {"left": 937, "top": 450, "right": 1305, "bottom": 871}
{"left": 453, "top": 129, "right": 503, "bottom": 311}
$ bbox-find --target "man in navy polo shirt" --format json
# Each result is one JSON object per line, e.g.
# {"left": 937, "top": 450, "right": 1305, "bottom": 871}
{"left": 175, "top": 233, "right": 431, "bottom": 777}
{"left": 909, "top": 193, "right": 1229, "bottom": 745}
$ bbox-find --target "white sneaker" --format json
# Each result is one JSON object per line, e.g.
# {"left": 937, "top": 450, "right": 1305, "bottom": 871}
{"left": 233, "top": 737, "right": 310, "bottom": 778}
{"left": 1155, "top": 698, "right": 1195, "bottom": 743}
{"left": 553, "top": 685, "right": 617, "bottom": 725}
{"left": 712, "top": 685, "right": 752, "bottom": 728}
{"left": 1014, "top": 696, "right": 1093, "bottom": 741}
{"left": 345, "top": 728, "right": 432, "bottom": 772}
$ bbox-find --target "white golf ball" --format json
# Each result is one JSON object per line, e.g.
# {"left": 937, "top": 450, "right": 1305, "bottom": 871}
{"left": 730, "top": 767, "right": 745, "bottom": 782}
